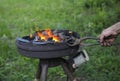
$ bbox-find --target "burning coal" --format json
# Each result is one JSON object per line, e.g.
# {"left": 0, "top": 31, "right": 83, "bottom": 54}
{"left": 30, "top": 29, "right": 67, "bottom": 43}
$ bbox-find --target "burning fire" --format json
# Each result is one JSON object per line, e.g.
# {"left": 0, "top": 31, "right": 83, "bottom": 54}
{"left": 34, "top": 29, "right": 61, "bottom": 42}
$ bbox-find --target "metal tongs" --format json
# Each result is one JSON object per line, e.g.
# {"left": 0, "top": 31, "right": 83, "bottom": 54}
{"left": 66, "top": 36, "right": 119, "bottom": 47}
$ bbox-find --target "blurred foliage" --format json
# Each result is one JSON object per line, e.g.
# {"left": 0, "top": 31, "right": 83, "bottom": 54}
{"left": 0, "top": 0, "right": 120, "bottom": 81}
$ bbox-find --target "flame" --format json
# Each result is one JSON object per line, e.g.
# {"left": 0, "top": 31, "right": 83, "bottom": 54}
{"left": 29, "top": 34, "right": 33, "bottom": 38}
{"left": 37, "top": 31, "right": 48, "bottom": 41}
{"left": 52, "top": 36, "right": 60, "bottom": 42}
{"left": 36, "top": 29, "right": 60, "bottom": 42}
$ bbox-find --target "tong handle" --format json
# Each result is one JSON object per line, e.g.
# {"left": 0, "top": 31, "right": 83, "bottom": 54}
{"left": 66, "top": 37, "right": 99, "bottom": 46}
{"left": 79, "top": 35, "right": 118, "bottom": 44}
{"left": 79, "top": 37, "right": 99, "bottom": 46}
{"left": 81, "top": 36, "right": 119, "bottom": 47}
{"left": 66, "top": 36, "right": 119, "bottom": 46}
{"left": 80, "top": 37, "right": 99, "bottom": 42}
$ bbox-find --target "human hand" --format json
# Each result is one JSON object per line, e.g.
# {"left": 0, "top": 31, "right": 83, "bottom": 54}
{"left": 99, "top": 27, "right": 117, "bottom": 46}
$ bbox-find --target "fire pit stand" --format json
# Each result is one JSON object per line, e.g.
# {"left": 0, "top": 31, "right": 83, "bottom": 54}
{"left": 34, "top": 58, "right": 77, "bottom": 81}
{"left": 16, "top": 30, "right": 90, "bottom": 81}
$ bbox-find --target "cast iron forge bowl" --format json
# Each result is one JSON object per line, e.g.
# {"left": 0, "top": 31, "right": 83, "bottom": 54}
{"left": 16, "top": 30, "right": 80, "bottom": 59}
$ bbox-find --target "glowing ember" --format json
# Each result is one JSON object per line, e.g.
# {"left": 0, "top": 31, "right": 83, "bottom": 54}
{"left": 35, "top": 29, "right": 61, "bottom": 42}
{"left": 37, "top": 31, "right": 48, "bottom": 41}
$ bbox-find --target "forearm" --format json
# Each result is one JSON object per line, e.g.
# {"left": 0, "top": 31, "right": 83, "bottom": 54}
{"left": 110, "top": 22, "right": 120, "bottom": 34}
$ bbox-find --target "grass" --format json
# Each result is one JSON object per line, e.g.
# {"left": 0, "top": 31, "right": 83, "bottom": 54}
{"left": 0, "top": 0, "right": 120, "bottom": 81}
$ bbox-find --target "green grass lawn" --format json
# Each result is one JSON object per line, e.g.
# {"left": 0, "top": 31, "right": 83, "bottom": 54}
{"left": 0, "top": 0, "right": 120, "bottom": 81}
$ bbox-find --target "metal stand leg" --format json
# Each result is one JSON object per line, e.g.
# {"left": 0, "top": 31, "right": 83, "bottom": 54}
{"left": 35, "top": 59, "right": 41, "bottom": 81}
{"left": 61, "top": 62, "right": 76, "bottom": 81}
{"left": 40, "top": 64, "right": 48, "bottom": 81}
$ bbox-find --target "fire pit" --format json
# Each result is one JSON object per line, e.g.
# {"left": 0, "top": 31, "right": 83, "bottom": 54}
{"left": 16, "top": 29, "right": 80, "bottom": 58}
{"left": 16, "top": 29, "right": 95, "bottom": 81}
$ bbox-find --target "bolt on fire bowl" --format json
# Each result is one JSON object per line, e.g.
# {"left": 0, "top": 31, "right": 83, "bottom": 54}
{"left": 16, "top": 29, "right": 89, "bottom": 81}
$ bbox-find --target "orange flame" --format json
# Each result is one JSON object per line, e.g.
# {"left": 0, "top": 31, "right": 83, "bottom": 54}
{"left": 36, "top": 29, "right": 60, "bottom": 42}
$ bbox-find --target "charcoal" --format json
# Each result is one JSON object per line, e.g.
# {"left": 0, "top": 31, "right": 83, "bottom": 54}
{"left": 30, "top": 29, "right": 79, "bottom": 43}
{"left": 40, "top": 39, "right": 45, "bottom": 42}
{"left": 42, "top": 31, "right": 46, "bottom": 35}
{"left": 59, "top": 32, "right": 71, "bottom": 39}
{"left": 53, "top": 29, "right": 59, "bottom": 34}
{"left": 53, "top": 33, "right": 58, "bottom": 36}
{"left": 58, "top": 33, "right": 65, "bottom": 39}
{"left": 47, "top": 37, "right": 53, "bottom": 41}
{"left": 34, "top": 36, "right": 39, "bottom": 42}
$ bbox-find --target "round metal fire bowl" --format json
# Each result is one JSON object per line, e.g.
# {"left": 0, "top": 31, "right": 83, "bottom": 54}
{"left": 16, "top": 30, "right": 80, "bottom": 59}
